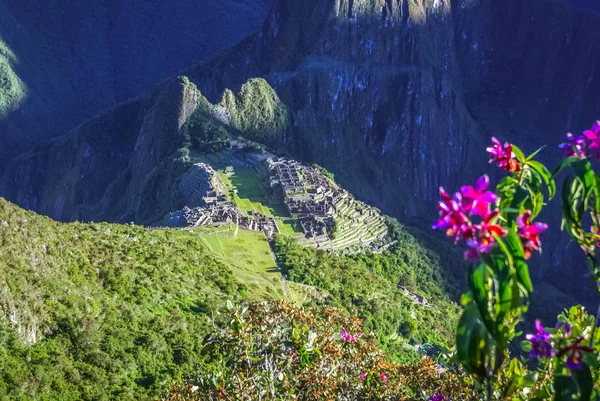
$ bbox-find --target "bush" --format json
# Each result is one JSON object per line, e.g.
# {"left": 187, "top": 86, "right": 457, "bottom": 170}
{"left": 159, "top": 301, "right": 474, "bottom": 401}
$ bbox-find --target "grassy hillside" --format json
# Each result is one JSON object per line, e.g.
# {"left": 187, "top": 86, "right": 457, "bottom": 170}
{"left": 0, "top": 191, "right": 464, "bottom": 398}
{"left": 195, "top": 226, "right": 287, "bottom": 301}
{"left": 0, "top": 198, "right": 242, "bottom": 400}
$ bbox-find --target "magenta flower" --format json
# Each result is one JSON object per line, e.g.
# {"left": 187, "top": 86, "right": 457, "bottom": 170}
{"left": 460, "top": 175, "right": 498, "bottom": 217}
{"left": 433, "top": 176, "right": 506, "bottom": 261}
{"left": 359, "top": 373, "right": 367, "bottom": 381}
{"left": 285, "top": 347, "right": 300, "bottom": 362}
{"left": 557, "top": 336, "right": 593, "bottom": 370}
{"left": 379, "top": 373, "right": 388, "bottom": 382}
{"left": 559, "top": 121, "right": 600, "bottom": 158}
{"left": 525, "top": 320, "right": 554, "bottom": 359}
{"left": 429, "top": 393, "right": 449, "bottom": 401}
{"left": 517, "top": 211, "right": 548, "bottom": 259}
{"left": 432, "top": 188, "right": 471, "bottom": 243}
{"left": 559, "top": 133, "right": 588, "bottom": 158}
{"left": 486, "top": 137, "right": 521, "bottom": 172}
{"left": 341, "top": 327, "right": 362, "bottom": 343}
{"left": 464, "top": 210, "right": 507, "bottom": 260}
{"left": 590, "top": 226, "right": 600, "bottom": 247}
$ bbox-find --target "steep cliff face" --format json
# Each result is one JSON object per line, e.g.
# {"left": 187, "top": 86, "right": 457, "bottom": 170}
{"left": 0, "top": 77, "right": 198, "bottom": 223}
{"left": 190, "top": 0, "right": 600, "bottom": 207}
{"left": 0, "top": 0, "right": 270, "bottom": 159}
{"left": 183, "top": 0, "right": 600, "bottom": 301}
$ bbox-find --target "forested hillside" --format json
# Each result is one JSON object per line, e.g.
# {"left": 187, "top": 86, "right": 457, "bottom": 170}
{"left": 0, "top": 198, "right": 242, "bottom": 400}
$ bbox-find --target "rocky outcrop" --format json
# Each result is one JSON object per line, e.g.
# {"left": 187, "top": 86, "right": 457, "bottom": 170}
{"left": 0, "top": 77, "right": 199, "bottom": 224}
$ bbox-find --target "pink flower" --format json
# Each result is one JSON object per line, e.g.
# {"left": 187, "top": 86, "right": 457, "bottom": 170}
{"left": 460, "top": 175, "right": 498, "bottom": 217}
{"left": 359, "top": 373, "right": 367, "bottom": 380}
{"left": 429, "top": 393, "right": 449, "bottom": 401}
{"left": 486, "top": 137, "right": 521, "bottom": 172}
{"left": 341, "top": 328, "right": 362, "bottom": 343}
{"left": 432, "top": 188, "right": 471, "bottom": 243}
{"left": 559, "top": 121, "right": 600, "bottom": 158}
{"left": 285, "top": 347, "right": 300, "bottom": 362}
{"left": 517, "top": 211, "right": 548, "bottom": 259}
{"left": 559, "top": 133, "right": 588, "bottom": 158}
{"left": 464, "top": 210, "right": 507, "bottom": 260}
{"left": 379, "top": 373, "right": 388, "bottom": 382}
{"left": 591, "top": 227, "right": 600, "bottom": 247}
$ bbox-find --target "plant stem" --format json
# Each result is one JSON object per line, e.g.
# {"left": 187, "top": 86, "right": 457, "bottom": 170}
{"left": 486, "top": 340, "right": 494, "bottom": 401}
{"left": 590, "top": 302, "right": 600, "bottom": 347}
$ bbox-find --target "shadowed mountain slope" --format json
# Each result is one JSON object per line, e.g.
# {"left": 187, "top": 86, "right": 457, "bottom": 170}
{"left": 0, "top": 0, "right": 271, "bottom": 159}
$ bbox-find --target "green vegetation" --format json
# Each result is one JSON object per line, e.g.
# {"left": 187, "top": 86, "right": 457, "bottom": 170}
{"left": 313, "top": 163, "right": 336, "bottom": 182}
{"left": 181, "top": 88, "right": 231, "bottom": 153}
{"left": 0, "top": 157, "right": 466, "bottom": 398}
{"left": 219, "top": 78, "right": 290, "bottom": 144}
{"left": 0, "top": 199, "right": 241, "bottom": 400}
{"left": 181, "top": 78, "right": 289, "bottom": 155}
{"left": 159, "top": 302, "right": 474, "bottom": 401}
{"left": 273, "top": 218, "right": 462, "bottom": 361}
{"left": 0, "top": 41, "right": 25, "bottom": 117}
{"left": 195, "top": 227, "right": 286, "bottom": 300}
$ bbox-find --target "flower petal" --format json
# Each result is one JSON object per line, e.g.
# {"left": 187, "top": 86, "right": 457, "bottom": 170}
{"left": 474, "top": 175, "right": 489, "bottom": 193}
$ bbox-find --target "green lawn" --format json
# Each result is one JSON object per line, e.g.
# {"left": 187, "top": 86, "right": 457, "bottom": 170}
{"left": 276, "top": 219, "right": 303, "bottom": 237}
{"left": 195, "top": 227, "right": 286, "bottom": 300}
{"left": 190, "top": 149, "right": 232, "bottom": 169}
{"left": 218, "top": 166, "right": 295, "bottom": 222}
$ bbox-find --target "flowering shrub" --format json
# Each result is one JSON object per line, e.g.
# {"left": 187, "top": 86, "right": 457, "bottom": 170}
{"left": 158, "top": 301, "right": 474, "bottom": 400}
{"left": 434, "top": 121, "right": 600, "bottom": 400}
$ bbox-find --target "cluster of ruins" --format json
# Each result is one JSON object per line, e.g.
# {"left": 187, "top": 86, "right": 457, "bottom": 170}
{"left": 168, "top": 161, "right": 280, "bottom": 238}
{"left": 266, "top": 157, "right": 349, "bottom": 243}
{"left": 168, "top": 150, "right": 390, "bottom": 252}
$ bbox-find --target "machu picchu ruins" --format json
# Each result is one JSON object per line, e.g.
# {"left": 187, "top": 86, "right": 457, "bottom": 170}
{"left": 166, "top": 144, "right": 391, "bottom": 252}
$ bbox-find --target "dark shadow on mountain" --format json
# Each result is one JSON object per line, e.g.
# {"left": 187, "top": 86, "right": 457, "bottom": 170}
{"left": 0, "top": 0, "right": 272, "bottom": 160}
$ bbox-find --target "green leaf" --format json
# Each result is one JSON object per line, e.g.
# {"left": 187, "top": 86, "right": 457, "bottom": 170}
{"left": 526, "top": 145, "right": 546, "bottom": 161}
{"left": 527, "top": 159, "right": 556, "bottom": 199}
{"left": 582, "top": 352, "right": 599, "bottom": 370}
{"left": 574, "top": 363, "right": 594, "bottom": 401}
{"left": 498, "top": 231, "right": 532, "bottom": 294}
{"left": 512, "top": 145, "right": 526, "bottom": 164}
{"left": 501, "top": 207, "right": 521, "bottom": 214}
{"left": 552, "top": 156, "right": 581, "bottom": 179}
{"left": 456, "top": 304, "right": 490, "bottom": 379}
{"left": 554, "top": 374, "right": 578, "bottom": 401}
{"left": 520, "top": 340, "right": 532, "bottom": 353}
